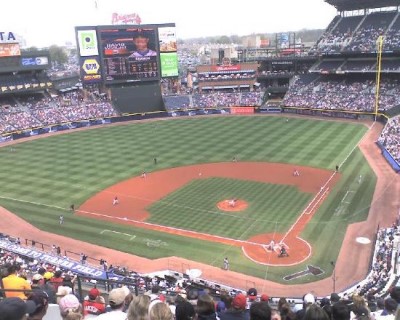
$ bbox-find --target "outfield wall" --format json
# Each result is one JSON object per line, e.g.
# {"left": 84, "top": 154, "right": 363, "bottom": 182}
{"left": 376, "top": 142, "right": 400, "bottom": 173}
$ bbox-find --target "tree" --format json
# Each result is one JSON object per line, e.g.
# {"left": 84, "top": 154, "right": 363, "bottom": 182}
{"left": 24, "top": 46, "right": 39, "bottom": 52}
{"left": 230, "top": 35, "right": 241, "bottom": 44}
{"left": 217, "top": 35, "right": 231, "bottom": 44}
{"left": 49, "top": 45, "right": 68, "bottom": 66}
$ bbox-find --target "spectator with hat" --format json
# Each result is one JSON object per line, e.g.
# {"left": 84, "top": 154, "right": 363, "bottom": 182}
{"left": 59, "top": 293, "right": 83, "bottom": 320}
{"left": 31, "top": 274, "right": 44, "bottom": 291}
{"left": 96, "top": 287, "right": 127, "bottom": 320}
{"left": 40, "top": 272, "right": 56, "bottom": 304}
{"left": 220, "top": 293, "right": 250, "bottom": 320}
{"left": 247, "top": 288, "right": 258, "bottom": 304}
{"left": 26, "top": 291, "right": 49, "bottom": 320}
{"left": 296, "top": 293, "right": 316, "bottom": 320}
{"left": 56, "top": 285, "right": 73, "bottom": 304}
{"left": 0, "top": 297, "right": 37, "bottom": 320}
{"left": 83, "top": 287, "right": 106, "bottom": 318}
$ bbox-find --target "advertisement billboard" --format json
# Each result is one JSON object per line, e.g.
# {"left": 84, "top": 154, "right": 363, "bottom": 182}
{"left": 158, "top": 26, "right": 178, "bottom": 78}
{"left": 80, "top": 56, "right": 102, "bottom": 84}
{"left": 98, "top": 27, "right": 159, "bottom": 83}
{"left": 77, "top": 29, "right": 99, "bottom": 57}
{"left": 21, "top": 56, "right": 49, "bottom": 67}
{"left": 160, "top": 53, "right": 178, "bottom": 77}
{"left": 0, "top": 43, "right": 21, "bottom": 57}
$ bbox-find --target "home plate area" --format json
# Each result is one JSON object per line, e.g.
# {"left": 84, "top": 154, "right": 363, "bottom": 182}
{"left": 263, "top": 241, "right": 290, "bottom": 257}
{"left": 242, "top": 233, "right": 312, "bottom": 266}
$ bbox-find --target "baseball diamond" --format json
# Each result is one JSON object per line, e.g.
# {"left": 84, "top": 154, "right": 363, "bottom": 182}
{"left": 0, "top": 115, "right": 392, "bottom": 297}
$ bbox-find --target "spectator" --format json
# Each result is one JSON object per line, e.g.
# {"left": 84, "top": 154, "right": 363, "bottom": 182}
{"left": 96, "top": 287, "right": 127, "bottom": 320}
{"left": 41, "top": 272, "right": 56, "bottom": 304}
{"left": 250, "top": 302, "right": 272, "bottom": 320}
{"left": 59, "top": 294, "right": 83, "bottom": 320}
{"left": 2, "top": 263, "right": 31, "bottom": 299}
{"left": 304, "top": 305, "right": 329, "bottom": 320}
{"left": 296, "top": 294, "right": 316, "bottom": 320}
{"left": 27, "top": 291, "right": 49, "bottom": 320}
{"left": 279, "top": 303, "right": 296, "bottom": 320}
{"left": 220, "top": 293, "right": 250, "bottom": 320}
{"left": 149, "top": 302, "right": 174, "bottom": 320}
{"left": 175, "top": 294, "right": 195, "bottom": 320}
{"left": 127, "top": 294, "right": 151, "bottom": 320}
{"left": 82, "top": 287, "right": 106, "bottom": 318}
{"left": 0, "top": 297, "right": 37, "bottom": 320}
{"left": 50, "top": 270, "right": 64, "bottom": 291}
{"left": 271, "top": 309, "right": 282, "bottom": 320}
{"left": 350, "top": 295, "right": 370, "bottom": 320}
{"left": 195, "top": 294, "right": 218, "bottom": 320}
{"left": 332, "top": 302, "right": 350, "bottom": 320}
{"left": 375, "top": 298, "right": 397, "bottom": 320}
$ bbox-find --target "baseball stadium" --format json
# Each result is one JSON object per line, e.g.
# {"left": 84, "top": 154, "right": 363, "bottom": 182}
{"left": 1, "top": 0, "right": 400, "bottom": 317}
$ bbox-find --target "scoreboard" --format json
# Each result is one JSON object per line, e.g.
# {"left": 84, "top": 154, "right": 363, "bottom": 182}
{"left": 76, "top": 23, "right": 178, "bottom": 86}
{"left": 99, "top": 27, "right": 159, "bottom": 83}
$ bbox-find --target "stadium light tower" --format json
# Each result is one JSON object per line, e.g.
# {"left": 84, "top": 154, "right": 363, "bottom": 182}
{"left": 374, "top": 35, "right": 384, "bottom": 122}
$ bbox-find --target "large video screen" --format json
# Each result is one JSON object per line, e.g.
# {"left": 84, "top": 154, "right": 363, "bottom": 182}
{"left": 0, "top": 43, "right": 21, "bottom": 57}
{"left": 98, "top": 27, "right": 159, "bottom": 83}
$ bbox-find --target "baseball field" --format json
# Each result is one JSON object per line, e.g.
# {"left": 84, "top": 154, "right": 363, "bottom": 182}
{"left": 0, "top": 115, "right": 377, "bottom": 284}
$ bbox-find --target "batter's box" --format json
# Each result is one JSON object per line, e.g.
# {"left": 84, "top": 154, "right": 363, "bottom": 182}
{"left": 263, "top": 242, "right": 289, "bottom": 254}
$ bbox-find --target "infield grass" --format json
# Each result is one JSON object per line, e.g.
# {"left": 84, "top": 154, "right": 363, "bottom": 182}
{"left": 147, "top": 177, "right": 312, "bottom": 239}
{"left": 0, "top": 116, "right": 375, "bottom": 283}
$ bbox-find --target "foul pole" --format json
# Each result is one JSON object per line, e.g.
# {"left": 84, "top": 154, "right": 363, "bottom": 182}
{"left": 374, "top": 35, "right": 384, "bottom": 122}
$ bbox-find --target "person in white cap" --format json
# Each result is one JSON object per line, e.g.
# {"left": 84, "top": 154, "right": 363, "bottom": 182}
{"left": 96, "top": 288, "right": 127, "bottom": 320}
{"left": 296, "top": 293, "right": 316, "bottom": 320}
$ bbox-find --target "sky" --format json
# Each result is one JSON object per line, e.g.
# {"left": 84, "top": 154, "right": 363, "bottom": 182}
{"left": 1, "top": 0, "right": 338, "bottom": 48}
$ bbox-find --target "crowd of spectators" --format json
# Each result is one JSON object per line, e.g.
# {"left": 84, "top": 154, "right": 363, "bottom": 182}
{"left": 197, "top": 70, "right": 256, "bottom": 82}
{"left": 164, "top": 92, "right": 261, "bottom": 111}
{"left": 310, "top": 11, "right": 400, "bottom": 54}
{"left": 378, "top": 115, "right": 400, "bottom": 163}
{"left": 283, "top": 75, "right": 400, "bottom": 112}
{"left": 0, "top": 89, "right": 263, "bottom": 135}
{"left": 0, "top": 219, "right": 399, "bottom": 320}
{"left": 0, "top": 91, "right": 118, "bottom": 135}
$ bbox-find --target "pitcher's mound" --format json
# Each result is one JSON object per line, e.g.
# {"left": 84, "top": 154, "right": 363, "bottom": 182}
{"left": 217, "top": 199, "right": 248, "bottom": 212}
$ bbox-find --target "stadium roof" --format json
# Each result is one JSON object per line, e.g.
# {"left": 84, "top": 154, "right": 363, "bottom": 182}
{"left": 325, "top": 0, "right": 400, "bottom": 11}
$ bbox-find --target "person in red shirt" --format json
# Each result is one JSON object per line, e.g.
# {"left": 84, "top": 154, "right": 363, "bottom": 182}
{"left": 83, "top": 288, "right": 106, "bottom": 318}
{"left": 50, "top": 270, "right": 64, "bottom": 292}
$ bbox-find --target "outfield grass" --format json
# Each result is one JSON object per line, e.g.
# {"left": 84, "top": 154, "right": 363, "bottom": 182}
{"left": 0, "top": 116, "right": 375, "bottom": 283}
